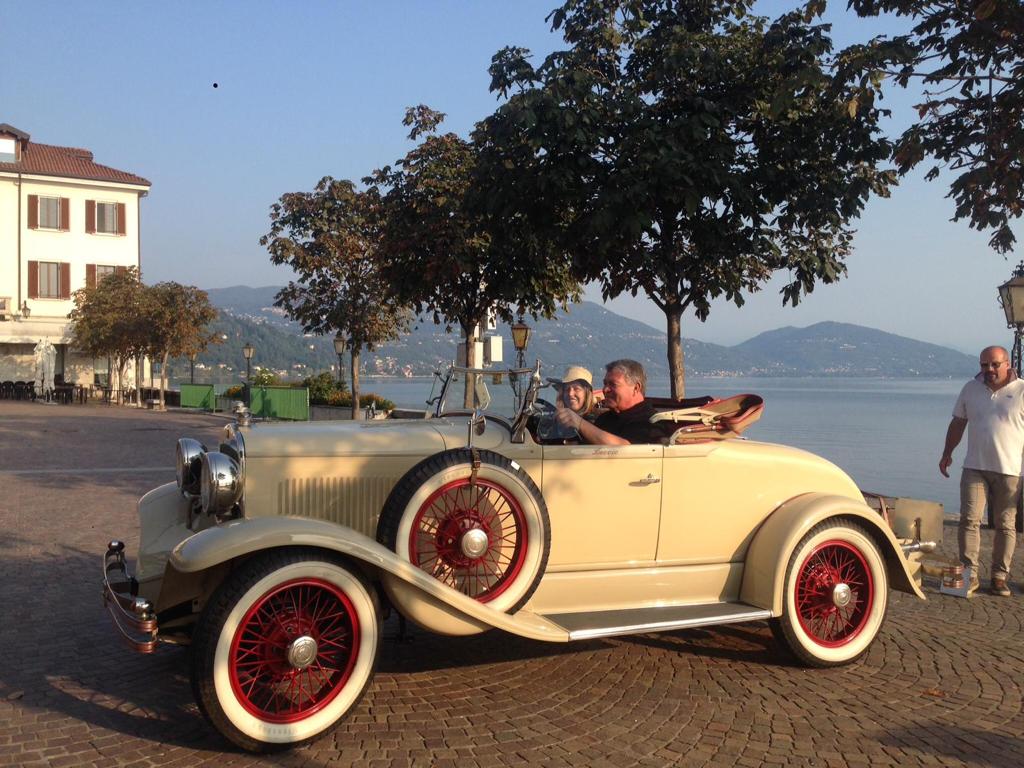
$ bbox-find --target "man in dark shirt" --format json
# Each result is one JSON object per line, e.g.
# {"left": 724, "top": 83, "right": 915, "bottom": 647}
{"left": 555, "top": 359, "right": 659, "bottom": 445}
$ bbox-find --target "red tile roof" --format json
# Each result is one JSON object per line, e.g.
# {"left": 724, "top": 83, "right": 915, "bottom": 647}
{"left": 0, "top": 138, "right": 150, "bottom": 187}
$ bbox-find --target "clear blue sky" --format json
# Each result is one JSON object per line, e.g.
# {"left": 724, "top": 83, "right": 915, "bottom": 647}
{"left": 2, "top": 1, "right": 1018, "bottom": 354}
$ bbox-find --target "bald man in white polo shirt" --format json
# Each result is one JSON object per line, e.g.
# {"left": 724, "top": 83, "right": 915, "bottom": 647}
{"left": 940, "top": 345, "right": 1024, "bottom": 596}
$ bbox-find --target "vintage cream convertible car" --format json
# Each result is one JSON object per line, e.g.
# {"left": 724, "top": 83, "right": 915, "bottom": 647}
{"left": 103, "top": 365, "right": 941, "bottom": 752}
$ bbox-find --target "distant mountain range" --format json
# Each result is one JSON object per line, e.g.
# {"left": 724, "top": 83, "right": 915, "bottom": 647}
{"left": 183, "top": 285, "right": 976, "bottom": 381}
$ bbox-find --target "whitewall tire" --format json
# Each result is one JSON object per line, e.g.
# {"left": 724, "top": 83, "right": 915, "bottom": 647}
{"left": 191, "top": 549, "right": 380, "bottom": 752}
{"left": 378, "top": 449, "right": 550, "bottom": 613}
{"left": 773, "top": 520, "right": 888, "bottom": 667}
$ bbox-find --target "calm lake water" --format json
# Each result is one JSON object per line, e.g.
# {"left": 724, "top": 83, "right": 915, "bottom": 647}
{"left": 362, "top": 374, "right": 965, "bottom": 517}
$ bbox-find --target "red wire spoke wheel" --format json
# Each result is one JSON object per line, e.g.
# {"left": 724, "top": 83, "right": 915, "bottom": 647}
{"left": 773, "top": 521, "right": 888, "bottom": 667}
{"left": 228, "top": 578, "right": 360, "bottom": 722}
{"left": 378, "top": 448, "right": 550, "bottom": 620}
{"left": 794, "top": 540, "right": 873, "bottom": 647}
{"left": 192, "top": 550, "right": 380, "bottom": 752}
{"left": 409, "top": 478, "right": 528, "bottom": 602}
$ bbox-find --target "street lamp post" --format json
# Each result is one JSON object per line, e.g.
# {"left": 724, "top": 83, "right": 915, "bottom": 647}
{"left": 510, "top": 320, "right": 532, "bottom": 369}
{"left": 333, "top": 335, "right": 347, "bottom": 388}
{"left": 997, "top": 262, "right": 1024, "bottom": 533}
{"left": 509, "top": 320, "right": 532, "bottom": 409}
{"left": 189, "top": 351, "right": 197, "bottom": 385}
{"left": 242, "top": 342, "right": 255, "bottom": 406}
{"left": 998, "top": 261, "right": 1024, "bottom": 376}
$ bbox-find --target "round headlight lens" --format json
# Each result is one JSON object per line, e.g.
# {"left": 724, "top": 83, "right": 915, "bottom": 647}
{"left": 176, "top": 438, "right": 206, "bottom": 496}
{"left": 199, "top": 451, "right": 242, "bottom": 514}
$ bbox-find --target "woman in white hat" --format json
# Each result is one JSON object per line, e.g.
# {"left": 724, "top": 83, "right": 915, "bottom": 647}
{"left": 534, "top": 365, "right": 597, "bottom": 444}
{"left": 556, "top": 365, "right": 596, "bottom": 418}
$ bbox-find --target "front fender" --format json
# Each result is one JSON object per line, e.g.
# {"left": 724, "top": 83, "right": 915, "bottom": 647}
{"left": 740, "top": 493, "right": 926, "bottom": 615}
{"left": 136, "top": 482, "right": 193, "bottom": 583}
{"left": 169, "top": 516, "right": 567, "bottom": 642}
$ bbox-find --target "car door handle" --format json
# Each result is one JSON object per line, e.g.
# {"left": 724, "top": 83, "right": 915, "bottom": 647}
{"left": 637, "top": 473, "right": 661, "bottom": 485}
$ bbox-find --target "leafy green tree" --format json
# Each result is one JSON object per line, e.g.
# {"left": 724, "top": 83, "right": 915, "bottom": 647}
{"left": 68, "top": 267, "right": 149, "bottom": 404}
{"left": 370, "top": 106, "right": 581, "bottom": 406}
{"left": 144, "top": 282, "right": 219, "bottom": 409}
{"left": 261, "top": 177, "right": 411, "bottom": 419}
{"left": 843, "top": 0, "right": 1023, "bottom": 252}
{"left": 480, "top": 0, "right": 896, "bottom": 397}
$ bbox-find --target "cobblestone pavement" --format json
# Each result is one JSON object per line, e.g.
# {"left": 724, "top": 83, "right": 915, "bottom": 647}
{"left": 1, "top": 401, "right": 1023, "bottom": 767}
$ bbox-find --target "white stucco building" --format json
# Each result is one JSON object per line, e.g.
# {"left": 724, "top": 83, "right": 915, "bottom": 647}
{"left": 0, "top": 123, "right": 151, "bottom": 388}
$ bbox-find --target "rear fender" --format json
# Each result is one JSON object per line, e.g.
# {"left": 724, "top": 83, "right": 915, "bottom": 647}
{"left": 740, "top": 493, "right": 925, "bottom": 615}
{"left": 167, "top": 516, "right": 567, "bottom": 642}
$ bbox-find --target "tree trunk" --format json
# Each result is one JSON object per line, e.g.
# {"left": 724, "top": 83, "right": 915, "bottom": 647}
{"left": 463, "top": 329, "right": 478, "bottom": 409}
{"left": 114, "top": 357, "right": 128, "bottom": 405}
{"left": 350, "top": 349, "right": 361, "bottom": 420}
{"left": 159, "top": 351, "right": 169, "bottom": 410}
{"left": 666, "top": 307, "right": 685, "bottom": 400}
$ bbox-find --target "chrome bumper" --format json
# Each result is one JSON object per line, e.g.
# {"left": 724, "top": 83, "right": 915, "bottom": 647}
{"left": 102, "top": 540, "right": 159, "bottom": 653}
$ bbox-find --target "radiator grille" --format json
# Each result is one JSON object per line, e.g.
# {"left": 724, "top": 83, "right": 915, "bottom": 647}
{"left": 278, "top": 476, "right": 397, "bottom": 536}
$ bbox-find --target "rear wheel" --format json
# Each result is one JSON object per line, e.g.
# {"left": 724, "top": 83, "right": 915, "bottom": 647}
{"left": 378, "top": 449, "right": 550, "bottom": 613}
{"left": 773, "top": 521, "right": 888, "bottom": 667}
{"left": 191, "top": 549, "right": 380, "bottom": 752}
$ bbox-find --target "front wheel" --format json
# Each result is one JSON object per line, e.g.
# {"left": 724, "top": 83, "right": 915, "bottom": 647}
{"left": 191, "top": 549, "right": 380, "bottom": 752}
{"left": 772, "top": 520, "right": 888, "bottom": 667}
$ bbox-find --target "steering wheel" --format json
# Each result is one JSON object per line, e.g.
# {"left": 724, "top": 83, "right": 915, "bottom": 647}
{"left": 531, "top": 397, "right": 557, "bottom": 415}
{"left": 531, "top": 398, "right": 581, "bottom": 442}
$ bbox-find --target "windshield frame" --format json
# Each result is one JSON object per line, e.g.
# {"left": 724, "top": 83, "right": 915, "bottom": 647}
{"left": 430, "top": 363, "right": 544, "bottom": 436}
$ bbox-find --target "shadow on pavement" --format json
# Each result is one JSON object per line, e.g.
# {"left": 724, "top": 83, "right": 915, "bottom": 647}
{"left": 0, "top": 544, "right": 219, "bottom": 750}
{"left": 618, "top": 621, "right": 796, "bottom": 666}
{"left": 881, "top": 726, "right": 1024, "bottom": 768}
{"left": 375, "top": 616, "right": 612, "bottom": 675}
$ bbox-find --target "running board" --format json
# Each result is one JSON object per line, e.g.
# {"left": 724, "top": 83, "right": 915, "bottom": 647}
{"left": 542, "top": 602, "right": 772, "bottom": 641}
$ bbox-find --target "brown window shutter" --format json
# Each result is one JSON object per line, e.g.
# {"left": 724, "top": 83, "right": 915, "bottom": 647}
{"left": 60, "top": 198, "right": 70, "bottom": 231}
{"left": 28, "top": 195, "right": 38, "bottom": 229}
{"left": 60, "top": 263, "right": 71, "bottom": 299}
{"left": 116, "top": 202, "right": 126, "bottom": 235}
{"left": 86, "top": 264, "right": 96, "bottom": 289}
{"left": 28, "top": 261, "right": 39, "bottom": 298}
{"left": 115, "top": 266, "right": 128, "bottom": 276}
{"left": 85, "top": 200, "right": 96, "bottom": 234}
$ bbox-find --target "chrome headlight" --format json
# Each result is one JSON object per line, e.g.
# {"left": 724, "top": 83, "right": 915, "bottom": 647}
{"left": 176, "top": 438, "right": 206, "bottom": 496}
{"left": 220, "top": 424, "right": 245, "bottom": 467}
{"left": 199, "top": 451, "right": 243, "bottom": 515}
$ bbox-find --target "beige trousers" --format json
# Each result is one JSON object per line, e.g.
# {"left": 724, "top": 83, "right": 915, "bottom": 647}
{"left": 959, "top": 468, "right": 1019, "bottom": 579}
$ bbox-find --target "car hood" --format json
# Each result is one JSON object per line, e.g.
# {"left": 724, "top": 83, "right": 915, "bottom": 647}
{"left": 238, "top": 418, "right": 450, "bottom": 458}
